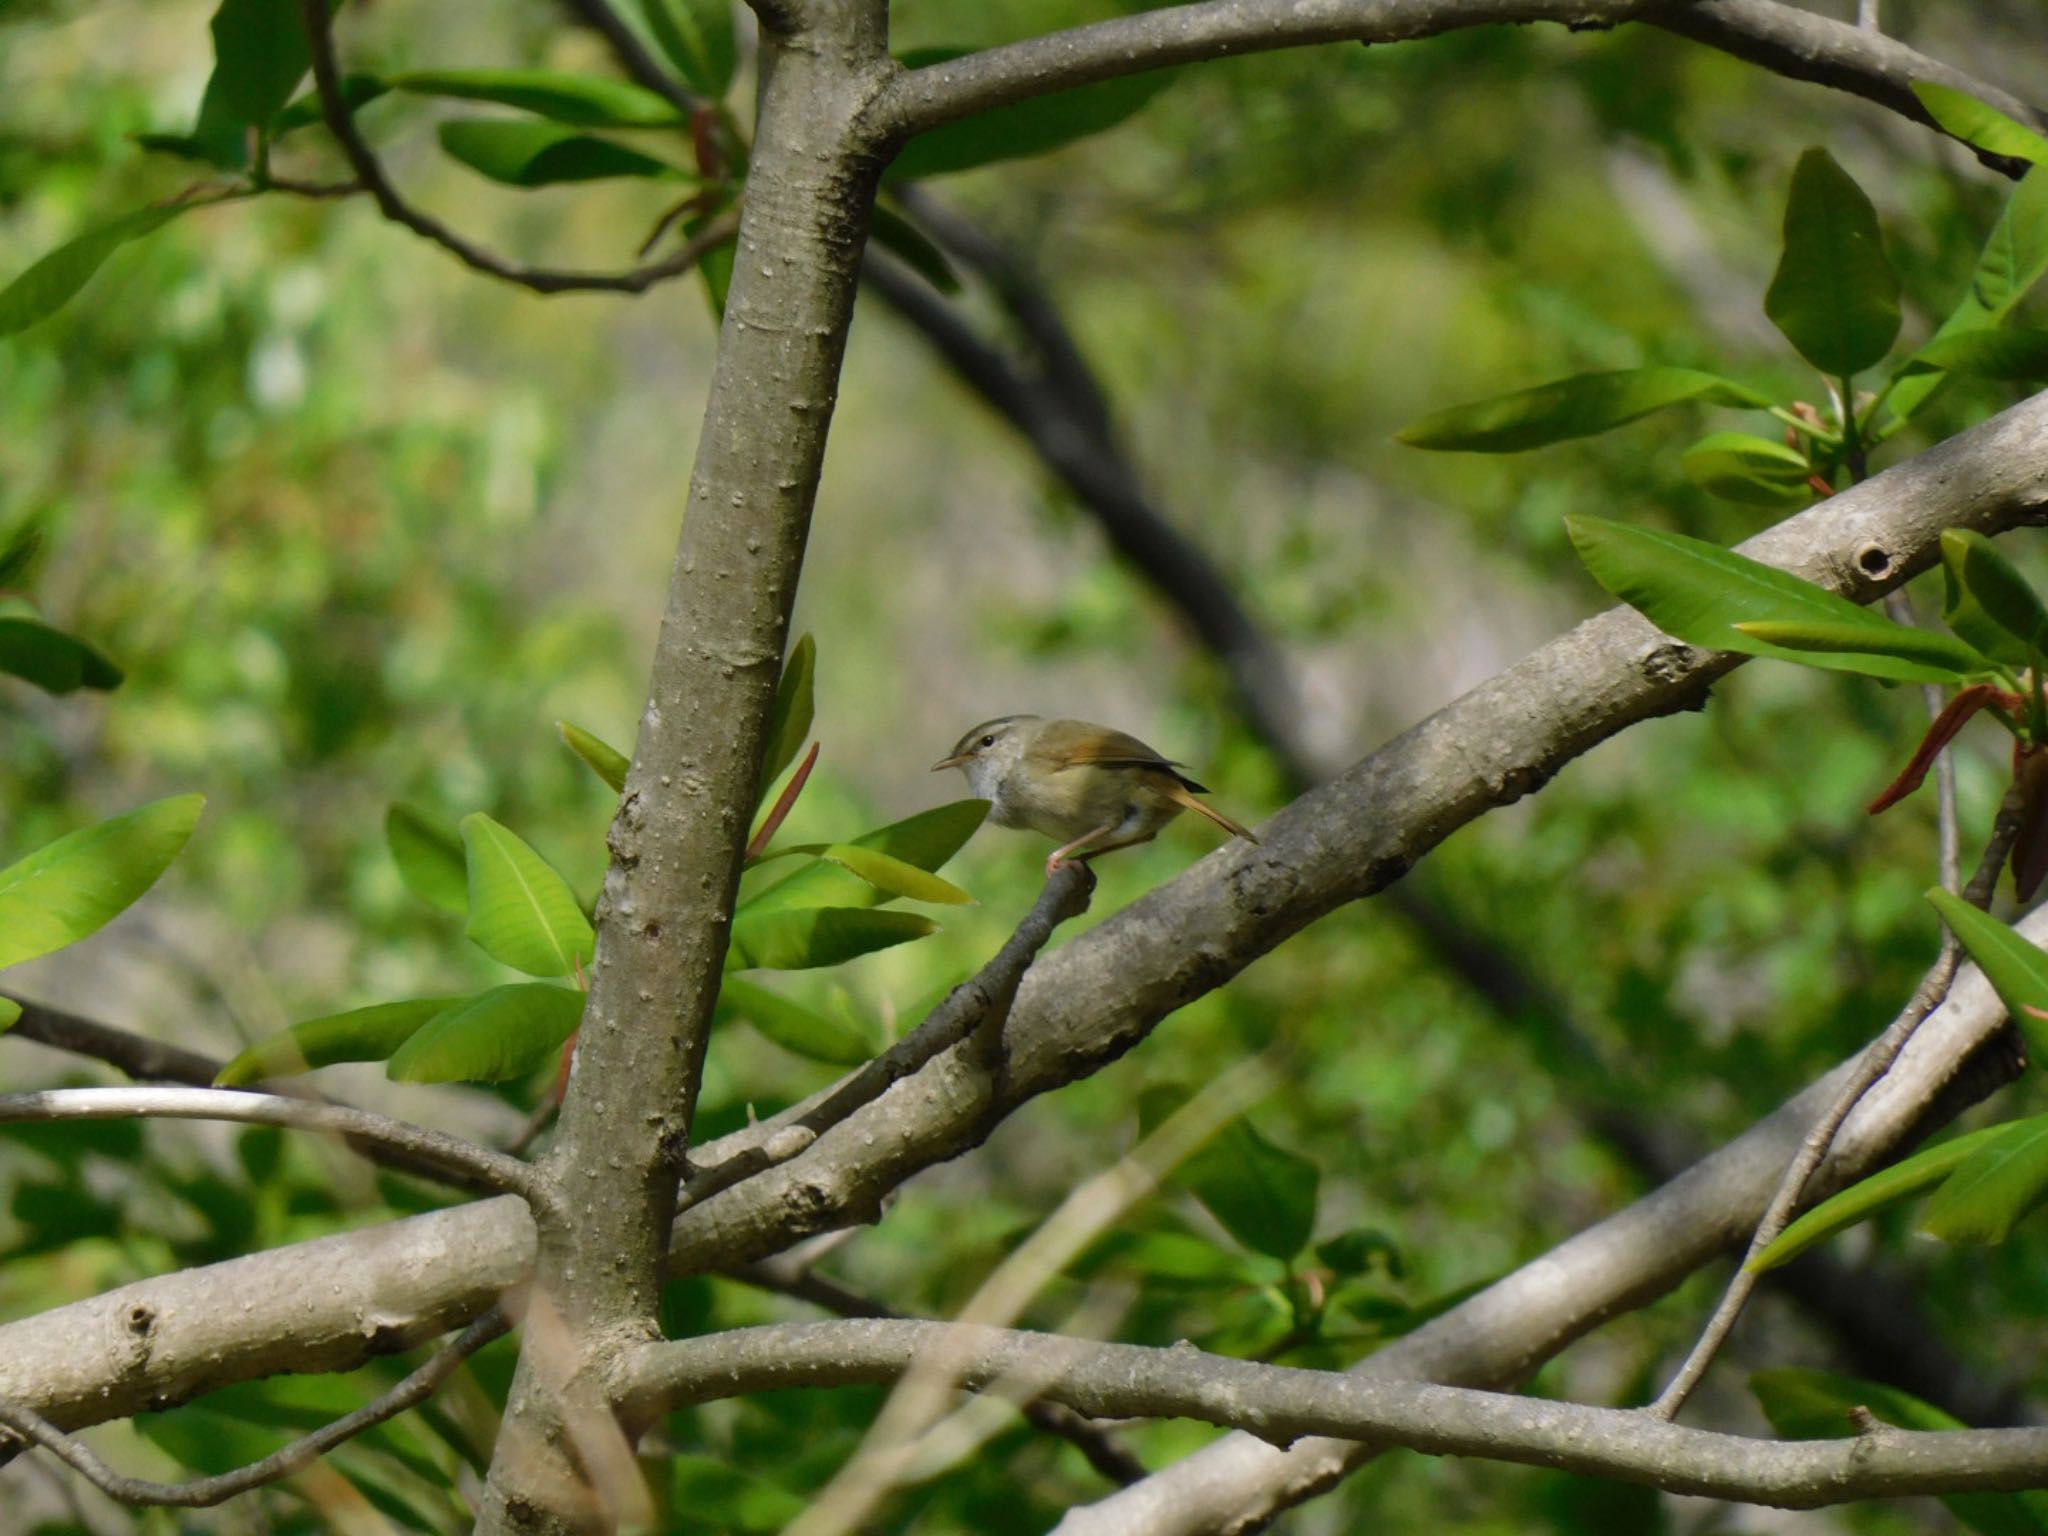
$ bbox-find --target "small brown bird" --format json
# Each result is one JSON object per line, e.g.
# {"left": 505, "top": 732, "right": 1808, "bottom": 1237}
{"left": 933, "top": 715, "right": 1259, "bottom": 875}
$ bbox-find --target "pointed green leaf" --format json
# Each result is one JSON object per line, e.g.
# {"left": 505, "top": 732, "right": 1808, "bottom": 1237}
{"left": 0, "top": 205, "right": 190, "bottom": 338}
{"left": 806, "top": 844, "right": 973, "bottom": 905}
{"left": 742, "top": 800, "right": 988, "bottom": 916}
{"left": 1908, "top": 327, "right": 2048, "bottom": 383}
{"left": 437, "top": 119, "right": 681, "bottom": 187}
{"left": 461, "top": 814, "right": 595, "bottom": 977}
{"left": 271, "top": 72, "right": 389, "bottom": 134}
{"left": 1567, "top": 515, "right": 1967, "bottom": 683}
{"left": 1141, "top": 1085, "right": 1320, "bottom": 1261}
{"left": 1942, "top": 529, "right": 2048, "bottom": 661}
{"left": 1751, "top": 1121, "right": 2018, "bottom": 1271}
{"left": 0, "top": 796, "right": 203, "bottom": 971}
{"left": 1754, "top": 1366, "right": 2048, "bottom": 1536}
{"left": 214, "top": 998, "right": 463, "bottom": 1086}
{"left": 1680, "top": 431, "right": 1814, "bottom": 509}
{"left": 189, "top": 0, "right": 311, "bottom": 167}
{"left": 1766, "top": 148, "right": 1901, "bottom": 377}
{"left": 1398, "top": 368, "right": 1769, "bottom": 454}
{"left": 1928, "top": 887, "right": 2048, "bottom": 1060}
{"left": 726, "top": 907, "right": 938, "bottom": 970}
{"left": 1730, "top": 620, "right": 1990, "bottom": 681}
{"left": 0, "top": 618, "right": 123, "bottom": 693}
{"left": 390, "top": 69, "right": 683, "bottom": 128}
{"left": 386, "top": 804, "right": 467, "bottom": 916}
{"left": 757, "top": 633, "right": 815, "bottom": 804}
{"left": 386, "top": 983, "right": 586, "bottom": 1083}
{"left": 1920, "top": 1115, "right": 2048, "bottom": 1244}
{"left": 1913, "top": 83, "right": 2048, "bottom": 168}
{"left": 558, "top": 721, "right": 630, "bottom": 793}
{"left": 1893, "top": 167, "right": 2048, "bottom": 419}
{"left": 717, "top": 976, "right": 879, "bottom": 1064}
{"left": 639, "top": 0, "right": 736, "bottom": 100}
{"left": 0, "top": 997, "right": 18, "bottom": 1031}
{"left": 889, "top": 51, "right": 1179, "bottom": 182}
{"left": 0, "top": 523, "right": 42, "bottom": 589}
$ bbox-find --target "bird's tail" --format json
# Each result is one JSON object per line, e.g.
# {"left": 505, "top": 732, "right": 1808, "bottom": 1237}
{"left": 1163, "top": 782, "right": 1260, "bottom": 844}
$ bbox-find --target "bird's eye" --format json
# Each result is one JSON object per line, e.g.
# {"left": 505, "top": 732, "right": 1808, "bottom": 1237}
{"left": 979, "top": 734, "right": 996, "bottom": 748}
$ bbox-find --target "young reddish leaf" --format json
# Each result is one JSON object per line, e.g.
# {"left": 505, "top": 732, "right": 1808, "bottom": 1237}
{"left": 1867, "top": 684, "right": 2020, "bottom": 814}
{"left": 747, "top": 740, "right": 818, "bottom": 860}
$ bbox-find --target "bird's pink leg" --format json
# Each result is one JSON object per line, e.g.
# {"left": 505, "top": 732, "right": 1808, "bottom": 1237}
{"left": 1046, "top": 821, "right": 1119, "bottom": 876}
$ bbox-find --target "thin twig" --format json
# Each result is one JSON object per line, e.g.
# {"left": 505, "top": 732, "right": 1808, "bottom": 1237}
{"left": 0, "top": 1087, "right": 548, "bottom": 1207}
{"left": 298, "top": 0, "right": 738, "bottom": 294}
{"left": 0, "top": 1308, "right": 508, "bottom": 1507}
{"left": 676, "top": 862, "right": 1096, "bottom": 1213}
{"left": 555, "top": 0, "right": 703, "bottom": 116}
{"left": 1648, "top": 777, "right": 2033, "bottom": 1419}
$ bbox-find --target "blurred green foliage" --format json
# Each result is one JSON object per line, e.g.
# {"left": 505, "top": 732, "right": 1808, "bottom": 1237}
{"left": 4, "top": 1, "right": 2048, "bottom": 1532}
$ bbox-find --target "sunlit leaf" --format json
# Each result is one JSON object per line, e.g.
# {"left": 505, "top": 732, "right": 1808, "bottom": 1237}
{"left": 461, "top": 814, "right": 595, "bottom": 977}
{"left": 1396, "top": 368, "right": 1769, "bottom": 453}
{"left": 0, "top": 795, "right": 203, "bottom": 971}
{"left": 758, "top": 632, "right": 815, "bottom": 803}
{"left": 726, "top": 906, "right": 938, "bottom": 970}
{"left": 558, "top": 721, "right": 631, "bottom": 792}
{"left": 386, "top": 983, "right": 586, "bottom": 1083}
{"left": 1731, "top": 620, "right": 1992, "bottom": 679}
{"left": 0, "top": 997, "right": 18, "bottom": 1031}
{"left": 1567, "top": 515, "right": 1971, "bottom": 684}
{"left": 0, "top": 617, "right": 123, "bottom": 693}
{"left": 717, "top": 976, "right": 879, "bottom": 1064}
{"left": 1751, "top": 1121, "right": 2016, "bottom": 1270}
{"left": 763, "top": 843, "right": 973, "bottom": 905}
{"left": 1928, "top": 887, "right": 2048, "bottom": 1060}
{"left": 1680, "top": 431, "right": 1813, "bottom": 509}
{"left": 1765, "top": 148, "right": 1900, "bottom": 377}
{"left": 386, "top": 804, "right": 468, "bottom": 916}
{"left": 390, "top": 69, "right": 683, "bottom": 127}
{"left": 0, "top": 205, "right": 190, "bottom": 337}
{"left": 438, "top": 119, "right": 682, "bottom": 187}
{"left": 1920, "top": 1115, "right": 2048, "bottom": 1244}
{"left": 1913, "top": 83, "right": 2048, "bottom": 168}
{"left": 1907, "top": 327, "right": 2048, "bottom": 383}
{"left": 639, "top": 0, "right": 737, "bottom": 100}
{"left": 742, "top": 800, "right": 988, "bottom": 916}
{"left": 1141, "top": 1085, "right": 1320, "bottom": 1261}
{"left": 889, "top": 50, "right": 1179, "bottom": 181}
{"left": 214, "top": 997, "right": 463, "bottom": 1086}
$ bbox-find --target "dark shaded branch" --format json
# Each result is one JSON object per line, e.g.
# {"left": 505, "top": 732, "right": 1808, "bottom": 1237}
{"left": 3, "top": 995, "right": 223, "bottom": 1086}
{"left": 0, "top": 1308, "right": 508, "bottom": 1508}
{"left": 557, "top": 0, "right": 703, "bottom": 116}
{"left": 617, "top": 1319, "right": 2048, "bottom": 1507}
{"left": 299, "top": 0, "right": 737, "bottom": 294}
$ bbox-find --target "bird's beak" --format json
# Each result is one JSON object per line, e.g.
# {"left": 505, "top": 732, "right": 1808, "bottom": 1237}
{"left": 931, "top": 754, "right": 967, "bottom": 772}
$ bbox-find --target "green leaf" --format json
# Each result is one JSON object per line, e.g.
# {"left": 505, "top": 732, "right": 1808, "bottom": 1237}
{"left": 1908, "top": 327, "right": 2048, "bottom": 383}
{"left": 1680, "top": 431, "right": 1814, "bottom": 509}
{"left": 1751, "top": 1120, "right": 2018, "bottom": 1271}
{"left": 390, "top": 69, "right": 684, "bottom": 128}
{"left": 0, "top": 522, "right": 43, "bottom": 588}
{"left": 1765, "top": 148, "right": 1901, "bottom": 377}
{"left": 1893, "top": 167, "right": 2048, "bottom": 419}
{"left": 1730, "top": 620, "right": 1992, "bottom": 680}
{"left": 214, "top": 998, "right": 462, "bottom": 1086}
{"left": 717, "top": 976, "right": 879, "bottom": 1064}
{"left": 742, "top": 800, "right": 989, "bottom": 916}
{"left": 800, "top": 844, "right": 973, "bottom": 905}
{"left": 869, "top": 204, "right": 961, "bottom": 293}
{"left": 0, "top": 206, "right": 190, "bottom": 338}
{"left": 271, "top": 72, "right": 390, "bottom": 135}
{"left": 1567, "top": 515, "right": 1969, "bottom": 684}
{"left": 558, "top": 721, "right": 631, "bottom": 792}
{"left": 1754, "top": 1366, "right": 2048, "bottom": 1536}
{"left": 758, "top": 633, "right": 815, "bottom": 804}
{"left": 639, "top": 0, "right": 737, "bottom": 100}
{"left": 1942, "top": 529, "right": 2048, "bottom": 662}
{"left": 437, "top": 119, "right": 682, "bottom": 187}
{"left": 690, "top": 206, "right": 736, "bottom": 319}
{"left": 0, "top": 796, "right": 203, "bottom": 971}
{"left": 1913, "top": 83, "right": 2048, "bottom": 168}
{"left": 0, "top": 997, "right": 18, "bottom": 1031}
{"left": 889, "top": 50, "right": 1179, "bottom": 182}
{"left": 1927, "top": 888, "right": 2048, "bottom": 1060}
{"left": 726, "top": 907, "right": 938, "bottom": 970}
{"left": 461, "top": 814, "right": 595, "bottom": 977}
{"left": 1141, "top": 1085, "right": 1320, "bottom": 1261}
{"left": 190, "top": 0, "right": 311, "bottom": 167}
{"left": 1315, "top": 1227, "right": 1403, "bottom": 1278}
{"left": 386, "top": 804, "right": 468, "bottom": 916}
{"left": 386, "top": 982, "right": 586, "bottom": 1083}
{"left": 1396, "top": 368, "right": 1770, "bottom": 453}
{"left": 1920, "top": 1115, "right": 2048, "bottom": 1244}
{"left": 0, "top": 617, "right": 123, "bottom": 693}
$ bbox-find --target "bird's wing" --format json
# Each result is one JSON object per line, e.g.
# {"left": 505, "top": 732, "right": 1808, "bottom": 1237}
{"left": 1028, "top": 720, "right": 1205, "bottom": 787}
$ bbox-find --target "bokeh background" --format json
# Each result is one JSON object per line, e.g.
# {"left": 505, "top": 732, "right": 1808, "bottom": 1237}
{"left": 3, "top": 1, "right": 2047, "bottom": 1531}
